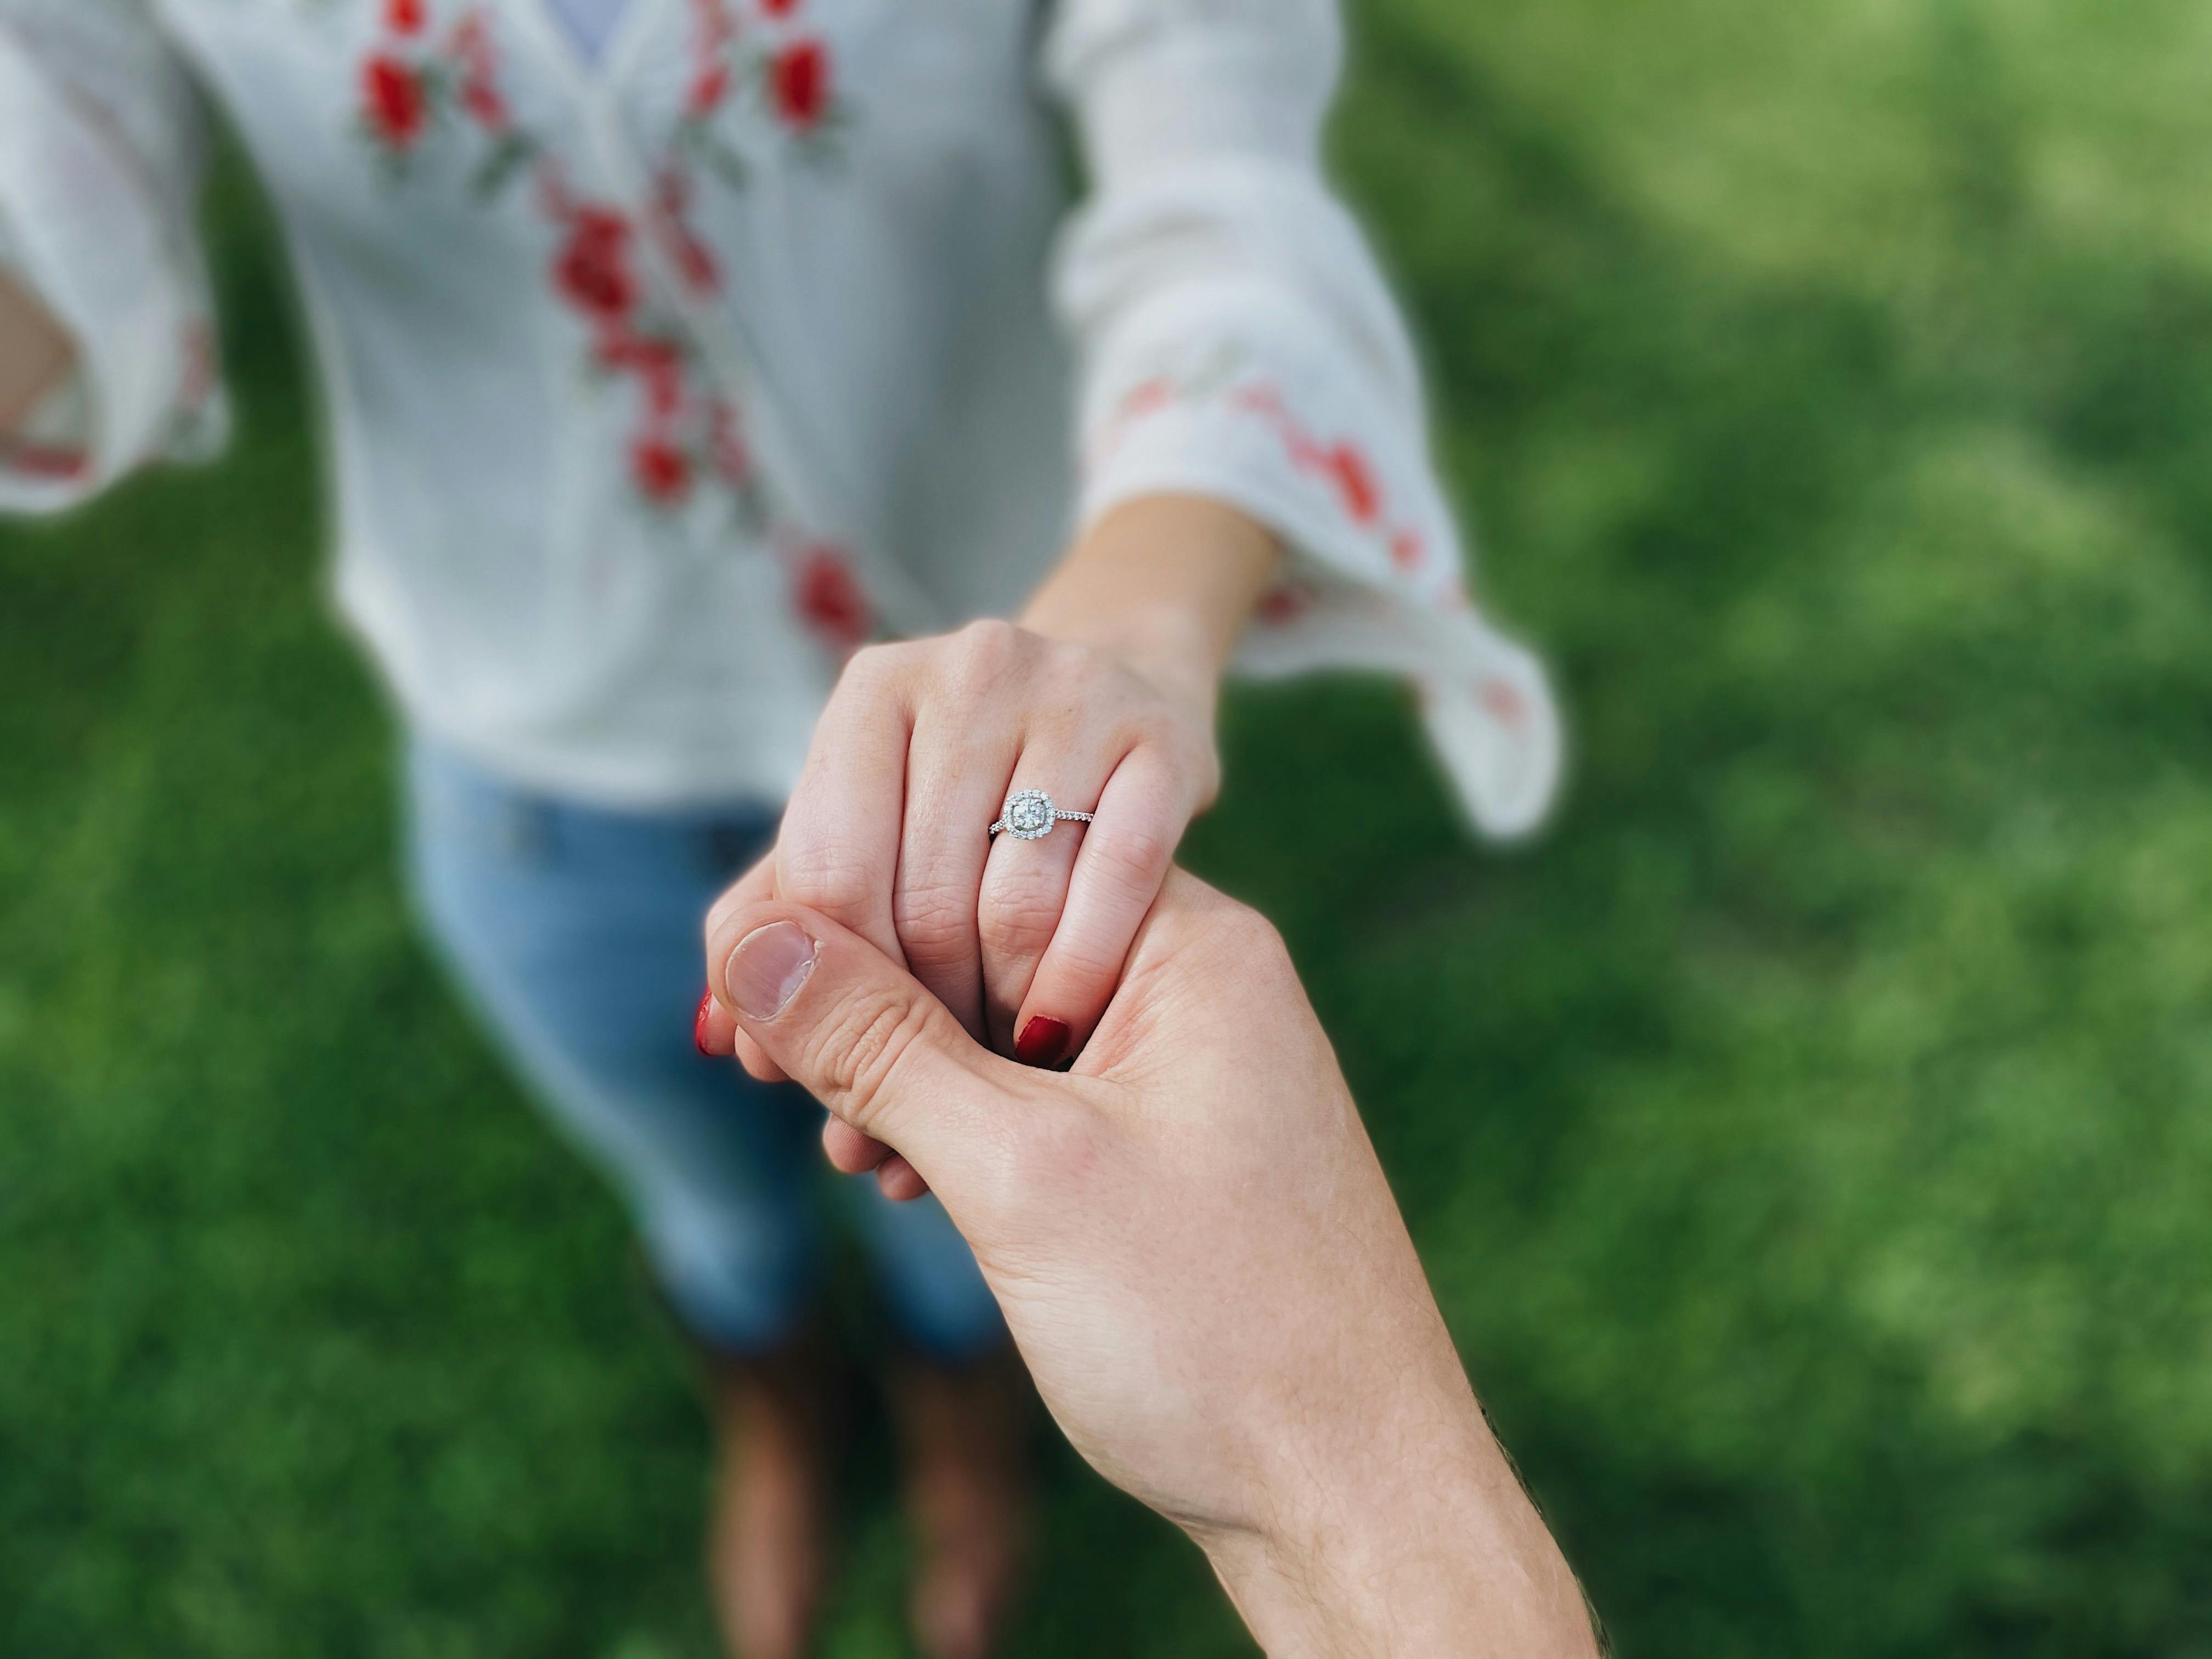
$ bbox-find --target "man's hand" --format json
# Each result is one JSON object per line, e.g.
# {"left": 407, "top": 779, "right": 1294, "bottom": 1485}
{"left": 702, "top": 871, "right": 1599, "bottom": 1657}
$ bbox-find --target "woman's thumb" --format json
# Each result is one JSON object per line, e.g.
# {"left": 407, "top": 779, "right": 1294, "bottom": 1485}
{"left": 710, "top": 900, "right": 998, "bottom": 1166}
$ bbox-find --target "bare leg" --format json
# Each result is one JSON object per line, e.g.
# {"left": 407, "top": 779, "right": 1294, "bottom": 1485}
{"left": 703, "top": 1328, "right": 839, "bottom": 1659}
{"left": 890, "top": 1346, "right": 1035, "bottom": 1659}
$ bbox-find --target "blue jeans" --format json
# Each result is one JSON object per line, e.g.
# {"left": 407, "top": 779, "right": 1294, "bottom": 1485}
{"left": 403, "top": 737, "right": 1005, "bottom": 1362}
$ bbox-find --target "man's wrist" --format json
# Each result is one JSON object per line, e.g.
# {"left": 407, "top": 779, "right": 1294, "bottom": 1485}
{"left": 1194, "top": 1394, "right": 1596, "bottom": 1658}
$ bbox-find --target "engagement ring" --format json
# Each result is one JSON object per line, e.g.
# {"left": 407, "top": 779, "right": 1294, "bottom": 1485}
{"left": 989, "top": 789, "right": 1096, "bottom": 842}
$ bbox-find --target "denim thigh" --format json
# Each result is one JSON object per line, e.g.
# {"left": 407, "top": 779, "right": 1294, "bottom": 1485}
{"left": 400, "top": 738, "right": 1005, "bottom": 1361}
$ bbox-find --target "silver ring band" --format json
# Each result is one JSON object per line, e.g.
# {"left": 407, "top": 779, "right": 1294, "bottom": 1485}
{"left": 989, "top": 788, "right": 1097, "bottom": 841}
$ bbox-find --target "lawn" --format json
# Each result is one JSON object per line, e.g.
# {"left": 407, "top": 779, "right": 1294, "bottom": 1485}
{"left": 5, "top": 2, "right": 2211, "bottom": 1654}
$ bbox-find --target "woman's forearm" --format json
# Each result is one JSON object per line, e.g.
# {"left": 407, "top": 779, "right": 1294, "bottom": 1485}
{"left": 1018, "top": 493, "right": 1280, "bottom": 727}
{"left": 0, "top": 265, "right": 75, "bottom": 438}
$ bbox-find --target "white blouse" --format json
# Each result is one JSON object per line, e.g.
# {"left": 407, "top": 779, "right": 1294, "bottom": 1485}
{"left": 0, "top": 0, "right": 1560, "bottom": 836}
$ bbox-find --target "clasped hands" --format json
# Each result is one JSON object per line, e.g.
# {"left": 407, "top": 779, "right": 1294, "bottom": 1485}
{"left": 698, "top": 857, "right": 1595, "bottom": 1652}
{"left": 693, "top": 614, "right": 1595, "bottom": 1650}
{"left": 697, "top": 610, "right": 1213, "bottom": 1198}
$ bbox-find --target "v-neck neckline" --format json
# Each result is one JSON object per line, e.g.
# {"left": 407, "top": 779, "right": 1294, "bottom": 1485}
{"left": 541, "top": 0, "right": 639, "bottom": 69}
{"left": 507, "top": 0, "right": 662, "bottom": 99}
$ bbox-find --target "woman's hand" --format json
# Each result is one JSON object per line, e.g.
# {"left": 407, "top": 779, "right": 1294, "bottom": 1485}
{"left": 777, "top": 616, "right": 1220, "bottom": 1065}
{"left": 701, "top": 495, "right": 1278, "bottom": 1199}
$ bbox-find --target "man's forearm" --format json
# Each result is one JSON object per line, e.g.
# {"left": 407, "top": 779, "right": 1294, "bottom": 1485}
{"left": 1197, "top": 1384, "right": 1599, "bottom": 1658}
{"left": 0, "top": 264, "right": 75, "bottom": 437}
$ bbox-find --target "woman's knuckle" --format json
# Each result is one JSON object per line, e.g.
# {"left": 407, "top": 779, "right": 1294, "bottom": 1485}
{"left": 952, "top": 617, "right": 1023, "bottom": 678}
{"left": 836, "top": 642, "right": 898, "bottom": 694}
{"left": 872, "top": 640, "right": 940, "bottom": 702}
{"left": 978, "top": 910, "right": 1049, "bottom": 966}
{"left": 1095, "top": 821, "right": 1175, "bottom": 889}
{"left": 894, "top": 879, "right": 975, "bottom": 962}
{"left": 703, "top": 885, "right": 747, "bottom": 943}
{"left": 1044, "top": 927, "right": 1129, "bottom": 988}
{"left": 1041, "top": 633, "right": 1097, "bottom": 678}
{"left": 781, "top": 843, "right": 880, "bottom": 921}
{"left": 1120, "top": 703, "right": 1174, "bottom": 745}
{"left": 961, "top": 616, "right": 1022, "bottom": 652}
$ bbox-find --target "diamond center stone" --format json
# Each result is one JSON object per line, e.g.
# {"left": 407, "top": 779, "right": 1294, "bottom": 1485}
{"left": 1006, "top": 790, "right": 1055, "bottom": 838}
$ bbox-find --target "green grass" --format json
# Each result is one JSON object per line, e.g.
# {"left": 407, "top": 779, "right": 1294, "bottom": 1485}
{"left": 5, "top": 1, "right": 2211, "bottom": 1653}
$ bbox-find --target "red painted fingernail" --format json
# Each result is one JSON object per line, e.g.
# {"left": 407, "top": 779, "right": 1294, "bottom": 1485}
{"left": 1015, "top": 1016, "right": 1070, "bottom": 1069}
{"left": 693, "top": 990, "right": 718, "bottom": 1057}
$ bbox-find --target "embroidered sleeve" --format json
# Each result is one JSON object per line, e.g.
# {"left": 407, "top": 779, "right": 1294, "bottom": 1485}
{"left": 1044, "top": 0, "right": 1446, "bottom": 592}
{"left": 1043, "top": 0, "right": 1562, "bottom": 838}
{"left": 0, "top": 0, "right": 227, "bottom": 515}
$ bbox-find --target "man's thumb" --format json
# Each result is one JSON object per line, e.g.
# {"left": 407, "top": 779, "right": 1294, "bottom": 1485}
{"left": 709, "top": 899, "right": 997, "bottom": 1162}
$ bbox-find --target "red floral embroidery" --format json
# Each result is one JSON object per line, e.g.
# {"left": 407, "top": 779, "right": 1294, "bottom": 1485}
{"left": 1116, "top": 377, "right": 1176, "bottom": 424}
{"left": 454, "top": 27, "right": 510, "bottom": 129}
{"left": 619, "top": 337, "right": 685, "bottom": 416}
{"left": 1323, "top": 443, "right": 1380, "bottom": 524}
{"left": 1098, "top": 376, "right": 1435, "bottom": 584}
{"left": 553, "top": 207, "right": 639, "bottom": 323}
{"left": 348, "top": 0, "right": 865, "bottom": 627}
{"left": 1255, "top": 583, "right": 1315, "bottom": 627}
{"left": 792, "top": 544, "right": 873, "bottom": 652}
{"left": 1478, "top": 677, "right": 1530, "bottom": 728}
{"left": 0, "top": 441, "right": 89, "bottom": 482}
{"left": 358, "top": 4, "right": 531, "bottom": 193}
{"left": 652, "top": 166, "right": 721, "bottom": 292}
{"left": 460, "top": 77, "right": 504, "bottom": 129}
{"left": 631, "top": 437, "right": 695, "bottom": 504}
{"left": 685, "top": 0, "right": 739, "bottom": 120}
{"left": 689, "top": 61, "right": 732, "bottom": 118}
{"left": 537, "top": 176, "right": 716, "bottom": 509}
{"left": 769, "top": 40, "right": 831, "bottom": 129}
{"left": 362, "top": 53, "right": 428, "bottom": 149}
{"left": 178, "top": 319, "right": 218, "bottom": 412}
{"left": 708, "top": 399, "right": 753, "bottom": 484}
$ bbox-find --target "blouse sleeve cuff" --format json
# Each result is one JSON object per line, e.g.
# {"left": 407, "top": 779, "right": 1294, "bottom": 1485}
{"left": 0, "top": 27, "right": 223, "bottom": 514}
{"left": 1073, "top": 289, "right": 1564, "bottom": 839}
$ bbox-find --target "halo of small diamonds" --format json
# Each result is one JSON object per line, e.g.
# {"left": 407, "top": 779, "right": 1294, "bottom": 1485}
{"left": 1004, "top": 789, "right": 1056, "bottom": 839}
